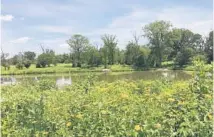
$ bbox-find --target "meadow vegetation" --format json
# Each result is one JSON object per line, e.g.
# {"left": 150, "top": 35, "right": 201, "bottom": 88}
{"left": 1, "top": 61, "right": 213, "bottom": 136}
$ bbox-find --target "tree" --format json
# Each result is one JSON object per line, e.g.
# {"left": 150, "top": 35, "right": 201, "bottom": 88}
{"left": 114, "top": 48, "right": 125, "bottom": 64}
{"left": 135, "top": 47, "right": 150, "bottom": 68}
{"left": 1, "top": 48, "right": 10, "bottom": 70}
{"left": 125, "top": 42, "right": 140, "bottom": 65}
{"left": 10, "top": 55, "right": 19, "bottom": 65}
{"left": 67, "top": 34, "right": 89, "bottom": 67}
{"left": 16, "top": 62, "right": 24, "bottom": 69}
{"left": 192, "top": 33, "right": 204, "bottom": 52}
{"left": 204, "top": 31, "right": 213, "bottom": 63}
{"left": 101, "top": 34, "right": 118, "bottom": 65}
{"left": 82, "top": 45, "right": 101, "bottom": 67}
{"left": 174, "top": 47, "right": 194, "bottom": 67}
{"left": 167, "top": 28, "right": 195, "bottom": 60}
{"left": 37, "top": 47, "right": 56, "bottom": 67}
{"left": 37, "top": 53, "right": 49, "bottom": 67}
{"left": 100, "top": 46, "right": 108, "bottom": 68}
{"left": 23, "top": 60, "right": 31, "bottom": 68}
{"left": 24, "top": 51, "right": 36, "bottom": 61}
{"left": 143, "top": 20, "right": 172, "bottom": 67}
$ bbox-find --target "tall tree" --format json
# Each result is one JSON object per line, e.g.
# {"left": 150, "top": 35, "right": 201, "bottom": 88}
{"left": 125, "top": 42, "right": 140, "bottom": 65}
{"left": 204, "top": 31, "right": 213, "bottom": 63}
{"left": 101, "top": 34, "right": 118, "bottom": 65}
{"left": 167, "top": 28, "right": 194, "bottom": 59}
{"left": 143, "top": 20, "right": 172, "bottom": 67}
{"left": 24, "top": 51, "right": 36, "bottom": 61}
{"left": 67, "top": 34, "right": 89, "bottom": 67}
{"left": 100, "top": 46, "right": 108, "bottom": 68}
{"left": 1, "top": 48, "right": 10, "bottom": 70}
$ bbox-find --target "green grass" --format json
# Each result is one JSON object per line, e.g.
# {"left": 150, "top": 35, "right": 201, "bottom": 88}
{"left": 1, "top": 64, "right": 135, "bottom": 75}
{"left": 2, "top": 62, "right": 212, "bottom": 75}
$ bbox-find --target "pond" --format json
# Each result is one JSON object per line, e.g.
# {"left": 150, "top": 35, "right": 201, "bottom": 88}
{"left": 1, "top": 70, "right": 192, "bottom": 87}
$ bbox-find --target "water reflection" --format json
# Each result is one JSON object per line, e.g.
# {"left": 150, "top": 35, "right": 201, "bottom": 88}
{"left": 56, "top": 76, "right": 72, "bottom": 88}
{"left": 1, "top": 70, "right": 192, "bottom": 87}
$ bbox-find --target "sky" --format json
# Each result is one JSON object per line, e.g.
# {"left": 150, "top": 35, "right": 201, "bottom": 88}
{"left": 1, "top": 0, "right": 213, "bottom": 57}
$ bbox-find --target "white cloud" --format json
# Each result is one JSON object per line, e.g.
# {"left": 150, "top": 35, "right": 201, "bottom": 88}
{"left": 0, "top": 14, "right": 14, "bottom": 21}
{"left": 86, "top": 6, "right": 212, "bottom": 49}
{"left": 10, "top": 37, "right": 31, "bottom": 44}
{"left": 156, "top": 7, "right": 212, "bottom": 36}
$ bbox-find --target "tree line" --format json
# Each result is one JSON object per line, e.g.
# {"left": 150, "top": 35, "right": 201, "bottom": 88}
{"left": 1, "top": 20, "right": 213, "bottom": 70}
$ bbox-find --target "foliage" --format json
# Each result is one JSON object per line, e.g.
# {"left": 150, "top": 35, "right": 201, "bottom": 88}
{"left": 143, "top": 20, "right": 172, "bottom": 67}
{"left": 37, "top": 51, "right": 55, "bottom": 68}
{"left": 190, "top": 54, "right": 208, "bottom": 64}
{"left": 24, "top": 51, "right": 36, "bottom": 61}
{"left": 204, "top": 31, "right": 213, "bottom": 63}
{"left": 36, "top": 78, "right": 56, "bottom": 91}
{"left": 174, "top": 48, "right": 194, "bottom": 67}
{"left": 67, "top": 34, "right": 89, "bottom": 67}
{"left": 101, "top": 34, "right": 118, "bottom": 65}
{"left": 16, "top": 62, "right": 24, "bottom": 69}
{"left": 3, "top": 21, "right": 213, "bottom": 72}
{"left": 1, "top": 49, "right": 10, "bottom": 70}
{"left": 23, "top": 59, "right": 32, "bottom": 68}
{"left": 125, "top": 42, "right": 140, "bottom": 65}
{"left": 1, "top": 61, "right": 212, "bottom": 136}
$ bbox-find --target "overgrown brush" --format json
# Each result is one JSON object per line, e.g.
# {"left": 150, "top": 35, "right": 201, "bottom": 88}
{"left": 1, "top": 61, "right": 213, "bottom": 136}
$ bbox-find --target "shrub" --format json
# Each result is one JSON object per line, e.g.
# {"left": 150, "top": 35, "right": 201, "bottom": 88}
{"left": 23, "top": 60, "right": 31, "bottom": 68}
{"left": 36, "top": 78, "right": 56, "bottom": 91}
{"left": 174, "top": 48, "right": 194, "bottom": 67}
{"left": 190, "top": 54, "right": 207, "bottom": 64}
{"left": 36, "top": 63, "right": 41, "bottom": 68}
{"left": 16, "top": 62, "right": 24, "bottom": 69}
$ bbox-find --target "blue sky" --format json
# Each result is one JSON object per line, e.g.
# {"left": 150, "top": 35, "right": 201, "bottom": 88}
{"left": 1, "top": 0, "right": 213, "bottom": 56}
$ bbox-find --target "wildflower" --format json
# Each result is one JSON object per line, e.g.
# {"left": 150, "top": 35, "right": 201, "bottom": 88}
{"left": 178, "top": 101, "right": 185, "bottom": 105}
{"left": 207, "top": 113, "right": 213, "bottom": 120}
{"left": 43, "top": 131, "right": 49, "bottom": 135}
{"left": 168, "top": 98, "right": 175, "bottom": 102}
{"left": 134, "top": 125, "right": 141, "bottom": 131}
{"left": 145, "top": 87, "right": 150, "bottom": 92}
{"left": 32, "top": 121, "right": 37, "bottom": 124}
{"left": 154, "top": 123, "right": 161, "bottom": 128}
{"left": 76, "top": 114, "right": 83, "bottom": 119}
{"left": 145, "top": 93, "right": 150, "bottom": 96}
{"left": 121, "top": 93, "right": 129, "bottom": 99}
{"left": 204, "top": 94, "right": 212, "bottom": 99}
{"left": 101, "top": 110, "right": 107, "bottom": 115}
{"left": 66, "top": 122, "right": 72, "bottom": 127}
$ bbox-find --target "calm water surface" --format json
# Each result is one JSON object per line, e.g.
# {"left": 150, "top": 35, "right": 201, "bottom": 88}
{"left": 1, "top": 70, "right": 192, "bottom": 87}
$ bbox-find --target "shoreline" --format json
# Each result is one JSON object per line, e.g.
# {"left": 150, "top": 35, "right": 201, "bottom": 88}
{"left": 1, "top": 68, "right": 195, "bottom": 76}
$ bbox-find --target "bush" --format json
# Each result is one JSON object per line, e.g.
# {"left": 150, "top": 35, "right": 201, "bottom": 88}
{"left": 23, "top": 60, "right": 31, "bottom": 68}
{"left": 36, "top": 63, "right": 41, "bottom": 68}
{"left": 36, "top": 78, "right": 56, "bottom": 91}
{"left": 174, "top": 48, "right": 194, "bottom": 67}
{"left": 16, "top": 62, "right": 24, "bottom": 69}
{"left": 190, "top": 54, "right": 207, "bottom": 64}
{"left": 1, "top": 62, "right": 212, "bottom": 136}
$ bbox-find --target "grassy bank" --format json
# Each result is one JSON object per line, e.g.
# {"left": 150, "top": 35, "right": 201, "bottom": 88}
{"left": 1, "top": 62, "right": 212, "bottom": 75}
{"left": 2, "top": 70, "right": 212, "bottom": 136}
{"left": 1, "top": 64, "right": 134, "bottom": 75}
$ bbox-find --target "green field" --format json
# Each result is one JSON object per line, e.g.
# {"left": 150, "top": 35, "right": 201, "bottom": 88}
{"left": 2, "top": 62, "right": 212, "bottom": 75}
{"left": 1, "top": 64, "right": 134, "bottom": 75}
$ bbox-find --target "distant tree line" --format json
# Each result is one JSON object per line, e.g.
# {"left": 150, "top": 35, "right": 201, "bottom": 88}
{"left": 1, "top": 20, "right": 213, "bottom": 70}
